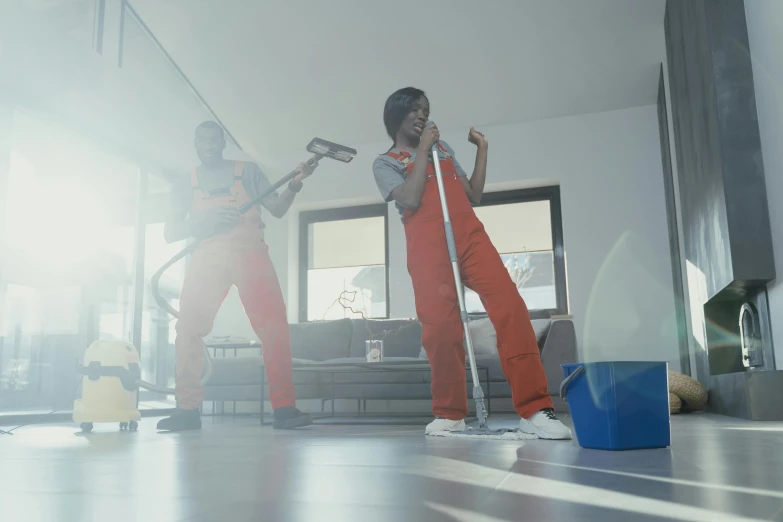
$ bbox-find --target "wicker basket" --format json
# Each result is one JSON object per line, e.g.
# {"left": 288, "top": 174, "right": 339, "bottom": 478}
{"left": 668, "top": 371, "right": 708, "bottom": 413}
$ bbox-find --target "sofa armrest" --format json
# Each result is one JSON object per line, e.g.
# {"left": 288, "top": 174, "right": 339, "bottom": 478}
{"left": 540, "top": 319, "right": 577, "bottom": 395}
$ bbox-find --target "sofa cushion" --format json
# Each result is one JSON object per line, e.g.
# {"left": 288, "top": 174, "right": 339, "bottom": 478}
{"left": 289, "top": 318, "right": 354, "bottom": 361}
{"left": 418, "top": 318, "right": 552, "bottom": 360}
{"left": 467, "top": 317, "right": 497, "bottom": 356}
{"left": 475, "top": 355, "right": 507, "bottom": 382}
{"left": 418, "top": 318, "right": 495, "bottom": 360}
{"left": 349, "top": 319, "right": 422, "bottom": 359}
{"left": 530, "top": 319, "right": 552, "bottom": 346}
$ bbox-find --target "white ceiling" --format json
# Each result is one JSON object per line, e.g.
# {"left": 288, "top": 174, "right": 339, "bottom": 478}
{"left": 131, "top": 0, "right": 666, "bottom": 161}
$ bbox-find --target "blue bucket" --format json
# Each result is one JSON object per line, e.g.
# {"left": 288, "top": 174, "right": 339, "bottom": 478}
{"left": 560, "top": 362, "right": 671, "bottom": 450}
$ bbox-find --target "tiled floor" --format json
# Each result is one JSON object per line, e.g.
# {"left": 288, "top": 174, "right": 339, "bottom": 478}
{"left": 1, "top": 413, "right": 782, "bottom": 522}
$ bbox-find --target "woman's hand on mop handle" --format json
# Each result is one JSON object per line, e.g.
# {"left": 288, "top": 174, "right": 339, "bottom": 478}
{"left": 419, "top": 123, "right": 440, "bottom": 152}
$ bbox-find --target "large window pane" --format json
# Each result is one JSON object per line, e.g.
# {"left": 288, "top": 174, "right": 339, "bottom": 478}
{"left": 97, "top": 225, "right": 135, "bottom": 343}
{"left": 139, "top": 223, "right": 186, "bottom": 401}
{"left": 464, "top": 252, "right": 557, "bottom": 313}
{"left": 302, "top": 211, "right": 388, "bottom": 321}
{"left": 474, "top": 200, "right": 553, "bottom": 253}
{"left": 466, "top": 197, "right": 562, "bottom": 315}
{"left": 0, "top": 109, "right": 138, "bottom": 415}
{"left": 309, "top": 218, "right": 386, "bottom": 269}
{"left": 307, "top": 266, "right": 387, "bottom": 321}
{"left": 0, "top": 285, "right": 44, "bottom": 411}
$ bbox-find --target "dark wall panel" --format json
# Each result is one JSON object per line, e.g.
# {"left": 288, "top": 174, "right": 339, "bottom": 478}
{"left": 665, "top": 0, "right": 732, "bottom": 300}
{"left": 705, "top": 0, "right": 775, "bottom": 284}
{"left": 665, "top": 0, "right": 776, "bottom": 382}
{"left": 665, "top": 0, "right": 774, "bottom": 300}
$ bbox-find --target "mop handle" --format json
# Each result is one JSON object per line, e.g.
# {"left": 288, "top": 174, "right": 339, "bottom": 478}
{"left": 430, "top": 143, "right": 482, "bottom": 389}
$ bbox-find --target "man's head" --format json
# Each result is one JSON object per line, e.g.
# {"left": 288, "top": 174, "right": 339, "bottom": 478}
{"left": 194, "top": 121, "right": 226, "bottom": 166}
{"left": 383, "top": 87, "right": 429, "bottom": 146}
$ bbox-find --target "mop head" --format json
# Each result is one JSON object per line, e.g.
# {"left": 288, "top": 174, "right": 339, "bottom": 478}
{"left": 427, "top": 427, "right": 536, "bottom": 440}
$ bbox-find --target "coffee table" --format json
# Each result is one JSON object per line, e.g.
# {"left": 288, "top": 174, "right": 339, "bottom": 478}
{"left": 260, "top": 360, "right": 490, "bottom": 424}
{"left": 205, "top": 340, "right": 262, "bottom": 416}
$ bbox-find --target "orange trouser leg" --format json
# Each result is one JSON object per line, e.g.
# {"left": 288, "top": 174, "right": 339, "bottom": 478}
{"left": 406, "top": 219, "right": 468, "bottom": 420}
{"left": 458, "top": 218, "right": 554, "bottom": 418}
{"left": 234, "top": 248, "right": 296, "bottom": 409}
{"left": 174, "top": 247, "right": 232, "bottom": 410}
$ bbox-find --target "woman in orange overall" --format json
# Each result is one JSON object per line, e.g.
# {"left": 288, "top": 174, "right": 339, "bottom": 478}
{"left": 373, "top": 88, "right": 571, "bottom": 439}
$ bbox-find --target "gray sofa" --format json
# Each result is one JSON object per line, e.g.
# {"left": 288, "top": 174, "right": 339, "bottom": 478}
{"left": 204, "top": 316, "right": 577, "bottom": 413}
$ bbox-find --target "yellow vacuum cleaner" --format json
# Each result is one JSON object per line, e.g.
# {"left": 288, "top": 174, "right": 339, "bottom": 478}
{"left": 72, "top": 340, "right": 142, "bottom": 432}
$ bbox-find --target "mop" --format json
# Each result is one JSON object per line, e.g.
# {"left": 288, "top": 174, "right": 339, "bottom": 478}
{"left": 424, "top": 122, "right": 535, "bottom": 441}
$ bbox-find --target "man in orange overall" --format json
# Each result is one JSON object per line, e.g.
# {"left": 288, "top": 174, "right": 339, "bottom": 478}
{"left": 373, "top": 88, "right": 571, "bottom": 439}
{"left": 159, "top": 121, "right": 313, "bottom": 431}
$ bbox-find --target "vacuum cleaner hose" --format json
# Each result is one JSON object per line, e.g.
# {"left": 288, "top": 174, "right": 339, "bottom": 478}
{"left": 137, "top": 156, "right": 322, "bottom": 395}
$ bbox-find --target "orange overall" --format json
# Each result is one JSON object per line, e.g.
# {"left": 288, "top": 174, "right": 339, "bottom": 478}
{"left": 386, "top": 146, "right": 554, "bottom": 420}
{"left": 175, "top": 162, "right": 296, "bottom": 410}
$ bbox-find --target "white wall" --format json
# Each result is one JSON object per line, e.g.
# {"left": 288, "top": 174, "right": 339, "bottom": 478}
{"left": 746, "top": 0, "right": 783, "bottom": 367}
{"left": 228, "top": 105, "right": 681, "bottom": 367}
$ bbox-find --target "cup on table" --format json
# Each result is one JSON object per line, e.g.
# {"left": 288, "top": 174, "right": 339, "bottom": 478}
{"left": 366, "top": 340, "right": 384, "bottom": 363}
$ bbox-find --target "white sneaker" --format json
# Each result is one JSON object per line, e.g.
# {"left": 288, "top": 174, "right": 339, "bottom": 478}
{"left": 518, "top": 409, "right": 572, "bottom": 440}
{"left": 425, "top": 418, "right": 466, "bottom": 435}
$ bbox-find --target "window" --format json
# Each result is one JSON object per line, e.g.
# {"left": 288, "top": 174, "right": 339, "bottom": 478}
{"left": 138, "top": 221, "right": 186, "bottom": 396}
{"left": 0, "top": 109, "right": 139, "bottom": 414}
{"left": 467, "top": 187, "right": 567, "bottom": 319}
{"left": 299, "top": 205, "right": 389, "bottom": 322}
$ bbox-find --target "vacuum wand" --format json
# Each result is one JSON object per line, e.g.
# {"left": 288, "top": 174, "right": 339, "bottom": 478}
{"left": 427, "top": 122, "right": 488, "bottom": 430}
{"left": 237, "top": 154, "right": 322, "bottom": 214}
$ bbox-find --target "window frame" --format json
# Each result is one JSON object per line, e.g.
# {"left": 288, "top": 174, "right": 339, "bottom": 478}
{"left": 298, "top": 204, "right": 390, "bottom": 322}
{"left": 471, "top": 186, "right": 567, "bottom": 320}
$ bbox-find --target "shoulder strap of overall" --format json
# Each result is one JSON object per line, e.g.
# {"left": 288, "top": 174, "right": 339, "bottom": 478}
{"left": 386, "top": 143, "right": 448, "bottom": 160}
{"left": 231, "top": 161, "right": 249, "bottom": 201}
{"left": 384, "top": 150, "right": 414, "bottom": 169}
{"left": 385, "top": 150, "right": 406, "bottom": 160}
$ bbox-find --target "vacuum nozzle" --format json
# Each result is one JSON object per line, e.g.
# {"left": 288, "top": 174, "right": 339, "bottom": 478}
{"left": 307, "top": 138, "right": 357, "bottom": 163}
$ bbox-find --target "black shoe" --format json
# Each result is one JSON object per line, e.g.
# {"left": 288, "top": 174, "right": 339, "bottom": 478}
{"left": 273, "top": 406, "right": 312, "bottom": 430}
{"left": 157, "top": 408, "right": 201, "bottom": 432}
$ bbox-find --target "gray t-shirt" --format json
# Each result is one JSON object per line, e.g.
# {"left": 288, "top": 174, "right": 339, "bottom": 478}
{"left": 166, "top": 160, "right": 277, "bottom": 240}
{"left": 372, "top": 140, "right": 467, "bottom": 215}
